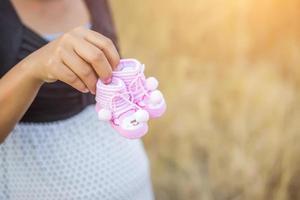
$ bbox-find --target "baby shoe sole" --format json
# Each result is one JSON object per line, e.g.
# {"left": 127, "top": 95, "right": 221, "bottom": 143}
{"left": 145, "top": 99, "right": 167, "bottom": 118}
{"left": 110, "top": 110, "right": 148, "bottom": 139}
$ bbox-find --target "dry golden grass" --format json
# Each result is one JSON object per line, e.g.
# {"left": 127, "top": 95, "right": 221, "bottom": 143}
{"left": 111, "top": 0, "right": 300, "bottom": 199}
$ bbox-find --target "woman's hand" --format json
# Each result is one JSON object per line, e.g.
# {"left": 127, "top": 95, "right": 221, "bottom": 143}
{"left": 26, "top": 26, "right": 120, "bottom": 94}
{"left": 0, "top": 26, "right": 120, "bottom": 139}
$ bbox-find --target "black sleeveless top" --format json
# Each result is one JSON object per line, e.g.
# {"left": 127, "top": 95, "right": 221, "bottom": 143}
{"left": 0, "top": 0, "right": 119, "bottom": 122}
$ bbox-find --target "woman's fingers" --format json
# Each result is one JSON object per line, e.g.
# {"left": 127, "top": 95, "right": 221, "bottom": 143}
{"left": 84, "top": 30, "right": 120, "bottom": 69}
{"left": 71, "top": 27, "right": 120, "bottom": 70}
{"left": 43, "top": 27, "right": 121, "bottom": 90}
{"left": 60, "top": 48, "right": 98, "bottom": 94}
{"left": 51, "top": 61, "right": 88, "bottom": 93}
{"left": 72, "top": 36, "right": 113, "bottom": 82}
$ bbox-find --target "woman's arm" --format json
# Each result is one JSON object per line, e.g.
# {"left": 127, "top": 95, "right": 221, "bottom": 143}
{"left": 0, "top": 27, "right": 120, "bottom": 142}
{"left": 0, "top": 59, "right": 43, "bottom": 140}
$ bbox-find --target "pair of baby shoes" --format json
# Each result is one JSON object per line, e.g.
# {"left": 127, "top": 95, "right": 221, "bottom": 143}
{"left": 95, "top": 59, "right": 166, "bottom": 139}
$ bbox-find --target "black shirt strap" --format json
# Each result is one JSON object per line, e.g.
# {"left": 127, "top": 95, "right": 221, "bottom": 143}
{"left": 0, "top": 0, "right": 23, "bottom": 76}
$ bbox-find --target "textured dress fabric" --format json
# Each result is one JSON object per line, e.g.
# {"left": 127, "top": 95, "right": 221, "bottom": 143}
{"left": 0, "top": 106, "right": 154, "bottom": 200}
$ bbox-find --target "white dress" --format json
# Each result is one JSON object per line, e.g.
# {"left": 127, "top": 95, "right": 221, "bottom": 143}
{"left": 0, "top": 105, "right": 154, "bottom": 200}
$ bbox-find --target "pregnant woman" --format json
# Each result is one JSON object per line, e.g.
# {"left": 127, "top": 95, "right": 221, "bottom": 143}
{"left": 0, "top": 0, "right": 153, "bottom": 199}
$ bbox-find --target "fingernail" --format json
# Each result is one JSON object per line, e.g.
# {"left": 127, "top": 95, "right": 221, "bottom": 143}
{"left": 103, "top": 77, "right": 112, "bottom": 84}
{"left": 82, "top": 88, "right": 89, "bottom": 93}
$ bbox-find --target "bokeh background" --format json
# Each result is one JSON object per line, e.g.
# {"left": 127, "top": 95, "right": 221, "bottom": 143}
{"left": 111, "top": 0, "right": 300, "bottom": 199}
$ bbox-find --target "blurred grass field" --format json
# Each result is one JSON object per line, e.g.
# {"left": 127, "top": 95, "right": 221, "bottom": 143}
{"left": 111, "top": 0, "right": 300, "bottom": 199}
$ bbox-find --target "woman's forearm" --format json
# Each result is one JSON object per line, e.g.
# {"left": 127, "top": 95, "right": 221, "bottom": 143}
{"left": 0, "top": 59, "right": 43, "bottom": 142}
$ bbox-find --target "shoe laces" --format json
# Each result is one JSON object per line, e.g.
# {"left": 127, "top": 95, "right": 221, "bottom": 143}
{"left": 122, "top": 65, "right": 150, "bottom": 103}
{"left": 96, "top": 85, "right": 142, "bottom": 125}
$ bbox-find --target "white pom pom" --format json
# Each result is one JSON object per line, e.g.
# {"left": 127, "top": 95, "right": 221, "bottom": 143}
{"left": 134, "top": 109, "right": 149, "bottom": 123}
{"left": 146, "top": 77, "right": 159, "bottom": 91}
{"left": 98, "top": 108, "right": 112, "bottom": 121}
{"left": 150, "top": 90, "right": 163, "bottom": 105}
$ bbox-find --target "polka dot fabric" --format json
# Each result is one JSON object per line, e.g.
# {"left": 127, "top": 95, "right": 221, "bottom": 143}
{"left": 0, "top": 106, "right": 154, "bottom": 200}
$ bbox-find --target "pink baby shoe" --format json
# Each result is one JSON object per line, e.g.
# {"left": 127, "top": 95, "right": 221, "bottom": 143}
{"left": 113, "top": 59, "right": 166, "bottom": 118}
{"left": 95, "top": 77, "right": 149, "bottom": 139}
